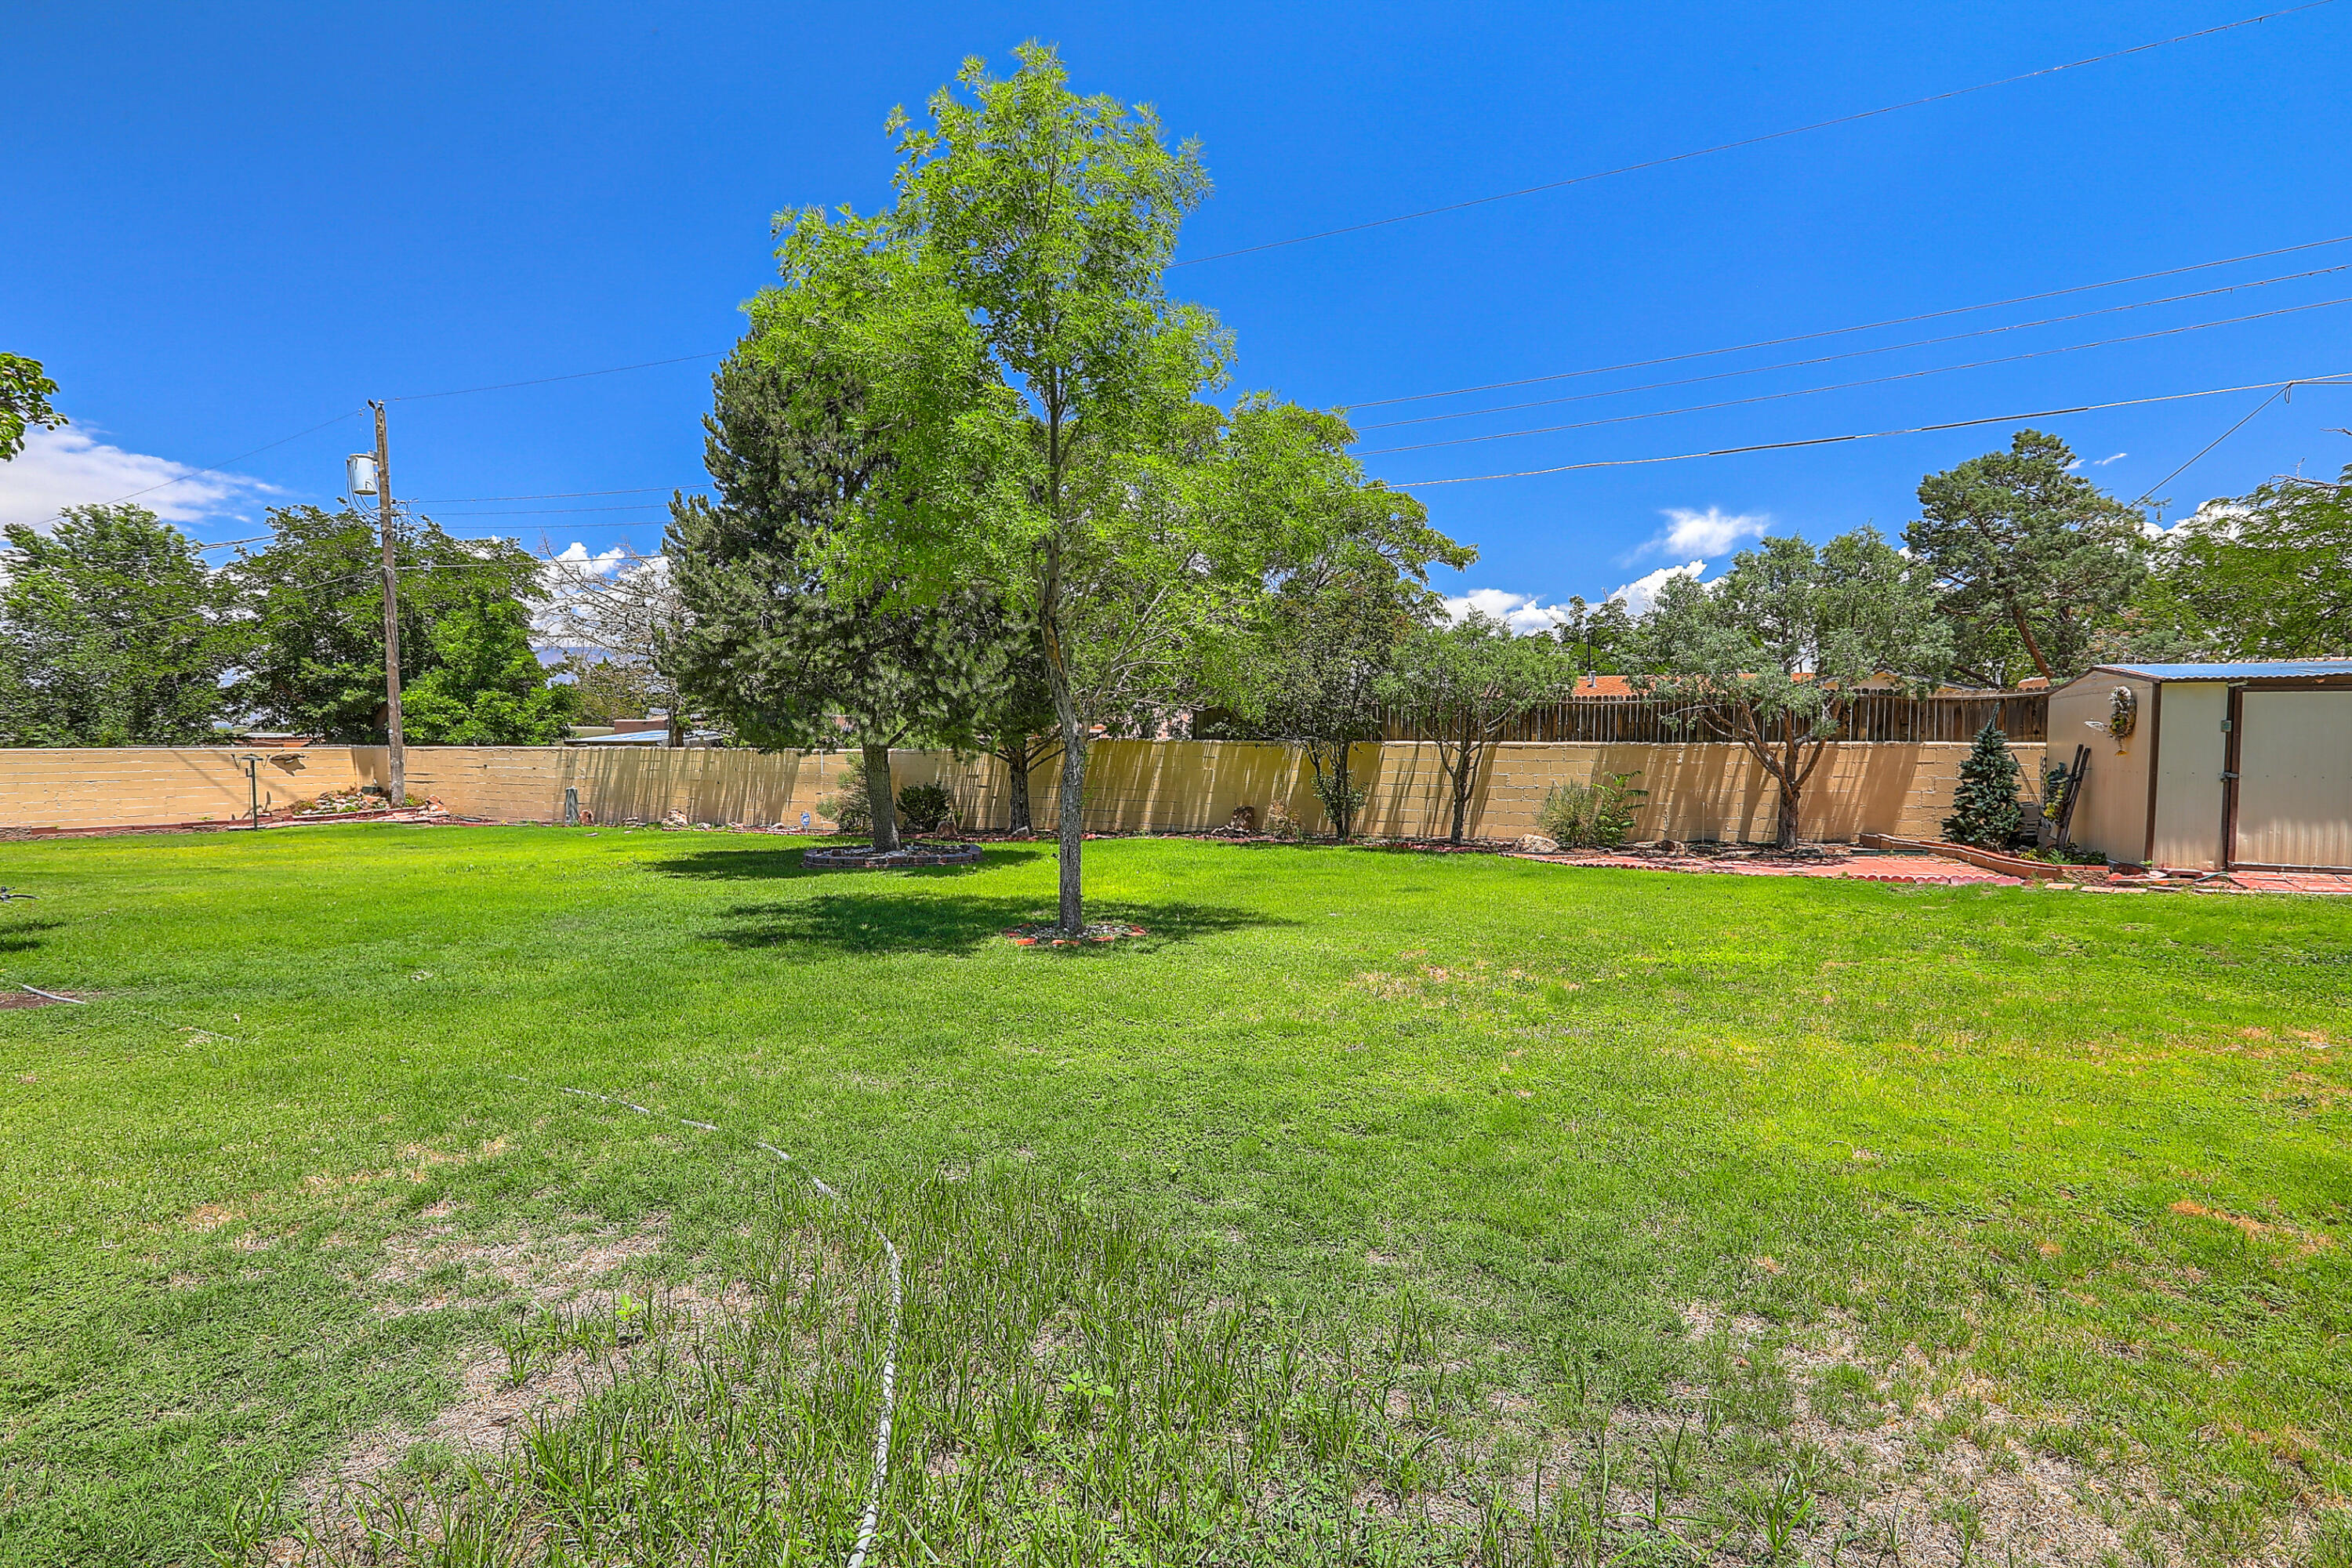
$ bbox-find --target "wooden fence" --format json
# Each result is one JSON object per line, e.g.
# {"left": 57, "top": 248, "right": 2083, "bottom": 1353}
{"left": 1379, "top": 692, "right": 2047, "bottom": 745}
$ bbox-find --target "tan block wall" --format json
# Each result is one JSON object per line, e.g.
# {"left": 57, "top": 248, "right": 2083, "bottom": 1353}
{"left": 5, "top": 739, "right": 2042, "bottom": 844}
{"left": 0, "top": 746, "right": 363, "bottom": 828}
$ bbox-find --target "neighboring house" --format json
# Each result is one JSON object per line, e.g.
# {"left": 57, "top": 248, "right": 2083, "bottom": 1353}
{"left": 2048, "top": 660, "right": 2352, "bottom": 872}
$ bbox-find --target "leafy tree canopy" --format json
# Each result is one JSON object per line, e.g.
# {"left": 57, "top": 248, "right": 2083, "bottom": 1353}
{"left": 2129, "top": 468, "right": 2352, "bottom": 659}
{"left": 401, "top": 587, "right": 575, "bottom": 745}
{"left": 0, "top": 505, "right": 239, "bottom": 745}
{"left": 1908, "top": 430, "right": 2146, "bottom": 685}
{"left": 752, "top": 47, "right": 1468, "bottom": 920}
{"left": 1639, "top": 528, "right": 1950, "bottom": 848}
{"left": 1383, "top": 614, "right": 1566, "bottom": 843}
{"left": 229, "top": 505, "right": 550, "bottom": 742}
{"left": 0, "top": 354, "right": 64, "bottom": 462}
{"left": 665, "top": 340, "right": 1007, "bottom": 851}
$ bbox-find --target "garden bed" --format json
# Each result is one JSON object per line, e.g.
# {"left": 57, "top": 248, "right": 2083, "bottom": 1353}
{"left": 799, "top": 840, "right": 983, "bottom": 869}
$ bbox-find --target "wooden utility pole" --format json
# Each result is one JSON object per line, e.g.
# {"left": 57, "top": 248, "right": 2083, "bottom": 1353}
{"left": 372, "top": 400, "right": 405, "bottom": 807}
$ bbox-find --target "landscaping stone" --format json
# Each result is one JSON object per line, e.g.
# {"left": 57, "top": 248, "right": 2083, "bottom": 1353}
{"left": 801, "top": 840, "right": 983, "bottom": 870}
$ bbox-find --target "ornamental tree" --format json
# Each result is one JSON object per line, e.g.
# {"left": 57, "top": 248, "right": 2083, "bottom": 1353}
{"left": 1942, "top": 721, "right": 2024, "bottom": 848}
{"left": 776, "top": 48, "right": 1465, "bottom": 927}
{"left": 1383, "top": 613, "right": 1567, "bottom": 844}
{"left": 1638, "top": 528, "right": 1951, "bottom": 851}
{"left": 1243, "top": 568, "right": 1429, "bottom": 840}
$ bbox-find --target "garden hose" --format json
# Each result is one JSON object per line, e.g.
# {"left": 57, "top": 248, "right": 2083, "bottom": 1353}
{"left": 516, "top": 1077, "right": 906, "bottom": 1568}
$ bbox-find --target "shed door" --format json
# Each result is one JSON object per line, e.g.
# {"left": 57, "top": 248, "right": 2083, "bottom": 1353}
{"left": 2232, "top": 691, "right": 2352, "bottom": 870}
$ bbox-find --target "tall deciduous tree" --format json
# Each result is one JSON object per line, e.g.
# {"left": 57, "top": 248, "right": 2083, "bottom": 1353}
{"left": 2130, "top": 468, "right": 2352, "bottom": 659}
{"left": 1638, "top": 529, "right": 1951, "bottom": 850}
{"left": 400, "top": 586, "right": 576, "bottom": 745}
{"left": 1908, "top": 430, "right": 2145, "bottom": 684}
{"left": 230, "top": 505, "right": 550, "bottom": 741}
{"left": 543, "top": 551, "right": 688, "bottom": 741}
{"left": 0, "top": 505, "right": 238, "bottom": 744}
{"left": 0, "top": 354, "right": 64, "bottom": 461}
{"left": 1384, "top": 614, "right": 1566, "bottom": 844}
{"left": 786, "top": 49, "right": 1468, "bottom": 927}
{"left": 663, "top": 343, "right": 1003, "bottom": 854}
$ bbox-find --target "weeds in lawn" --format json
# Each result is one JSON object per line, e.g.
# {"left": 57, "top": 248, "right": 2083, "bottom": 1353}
{"left": 303, "top": 1168, "right": 1849, "bottom": 1566}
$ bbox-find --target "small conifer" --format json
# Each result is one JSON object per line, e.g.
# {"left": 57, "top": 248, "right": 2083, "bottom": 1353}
{"left": 1943, "top": 722, "right": 2024, "bottom": 848}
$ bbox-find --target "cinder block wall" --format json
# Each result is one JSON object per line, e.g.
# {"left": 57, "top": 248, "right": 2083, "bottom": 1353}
{"left": 0, "top": 747, "right": 363, "bottom": 828}
{"left": 3, "top": 739, "right": 2042, "bottom": 843}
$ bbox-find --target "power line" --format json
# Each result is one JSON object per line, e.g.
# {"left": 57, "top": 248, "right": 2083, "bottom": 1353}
{"left": 1345, "top": 234, "right": 2352, "bottom": 409}
{"left": 1388, "top": 372, "right": 2352, "bottom": 487}
{"left": 2131, "top": 387, "right": 2292, "bottom": 508}
{"left": 387, "top": 352, "right": 723, "bottom": 403}
{"left": 1356, "top": 263, "right": 2350, "bottom": 431}
{"left": 1173, "top": 1, "right": 2340, "bottom": 269}
{"left": 1358, "top": 293, "right": 2352, "bottom": 456}
{"left": 409, "top": 486, "right": 695, "bottom": 503}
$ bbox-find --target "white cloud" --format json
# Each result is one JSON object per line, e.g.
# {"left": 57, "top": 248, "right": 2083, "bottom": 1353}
{"left": 1439, "top": 587, "right": 1566, "bottom": 635}
{"left": 2095, "top": 452, "right": 2128, "bottom": 466}
{"left": 0, "top": 425, "right": 274, "bottom": 530}
{"left": 1640, "top": 506, "right": 1767, "bottom": 559}
{"left": 1607, "top": 561, "right": 1708, "bottom": 617}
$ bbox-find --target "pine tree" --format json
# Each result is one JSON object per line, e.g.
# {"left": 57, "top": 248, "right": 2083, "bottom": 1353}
{"left": 1942, "top": 722, "right": 2024, "bottom": 848}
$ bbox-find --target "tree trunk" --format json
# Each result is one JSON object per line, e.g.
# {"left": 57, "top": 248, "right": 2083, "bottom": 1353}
{"left": 1004, "top": 742, "right": 1033, "bottom": 833}
{"left": 1776, "top": 773, "right": 1802, "bottom": 851}
{"left": 1447, "top": 721, "right": 1479, "bottom": 844}
{"left": 862, "top": 742, "right": 900, "bottom": 854}
{"left": 1055, "top": 725, "right": 1087, "bottom": 932}
{"left": 2004, "top": 595, "right": 2055, "bottom": 683}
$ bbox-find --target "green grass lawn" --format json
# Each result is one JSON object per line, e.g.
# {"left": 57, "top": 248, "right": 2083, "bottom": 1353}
{"left": 0, "top": 826, "right": 2346, "bottom": 1566}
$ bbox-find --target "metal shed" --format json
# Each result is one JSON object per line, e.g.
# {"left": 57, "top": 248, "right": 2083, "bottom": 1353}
{"left": 2046, "top": 660, "right": 2352, "bottom": 872}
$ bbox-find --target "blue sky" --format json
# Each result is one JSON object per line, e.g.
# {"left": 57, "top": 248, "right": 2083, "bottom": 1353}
{"left": 5, "top": 1, "right": 2349, "bottom": 621}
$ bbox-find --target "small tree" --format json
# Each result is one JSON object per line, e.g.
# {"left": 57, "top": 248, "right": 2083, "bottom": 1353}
{"left": 1942, "top": 723, "right": 2024, "bottom": 848}
{"left": 966, "top": 612, "right": 1062, "bottom": 833}
{"left": 1383, "top": 613, "right": 1566, "bottom": 843}
{"left": 784, "top": 49, "right": 1470, "bottom": 924}
{"left": 1245, "top": 571, "right": 1421, "bottom": 840}
{"left": 1639, "top": 529, "right": 1951, "bottom": 851}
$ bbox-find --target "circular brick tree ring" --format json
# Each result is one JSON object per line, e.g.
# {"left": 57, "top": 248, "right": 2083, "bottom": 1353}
{"left": 801, "top": 841, "right": 984, "bottom": 870}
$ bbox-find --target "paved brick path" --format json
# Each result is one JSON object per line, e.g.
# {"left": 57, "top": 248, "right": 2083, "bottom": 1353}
{"left": 1517, "top": 851, "right": 2352, "bottom": 894}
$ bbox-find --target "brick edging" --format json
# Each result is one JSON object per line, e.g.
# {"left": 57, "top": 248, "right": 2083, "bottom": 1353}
{"left": 1859, "top": 833, "right": 2108, "bottom": 883}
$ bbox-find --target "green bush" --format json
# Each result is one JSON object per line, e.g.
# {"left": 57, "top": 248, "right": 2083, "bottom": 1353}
{"left": 817, "top": 767, "right": 871, "bottom": 835}
{"left": 1536, "top": 771, "right": 1646, "bottom": 847}
{"left": 896, "top": 782, "right": 955, "bottom": 835}
{"left": 1943, "top": 724, "right": 2023, "bottom": 849}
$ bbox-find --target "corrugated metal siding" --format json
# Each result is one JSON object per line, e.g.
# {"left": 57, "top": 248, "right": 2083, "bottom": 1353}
{"left": 2233, "top": 691, "right": 2352, "bottom": 869}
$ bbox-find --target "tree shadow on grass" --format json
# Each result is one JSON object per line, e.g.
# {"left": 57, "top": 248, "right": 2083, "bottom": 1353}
{"left": 0, "top": 919, "right": 62, "bottom": 956}
{"left": 650, "top": 844, "right": 1051, "bottom": 881}
{"left": 706, "top": 891, "right": 1278, "bottom": 956}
